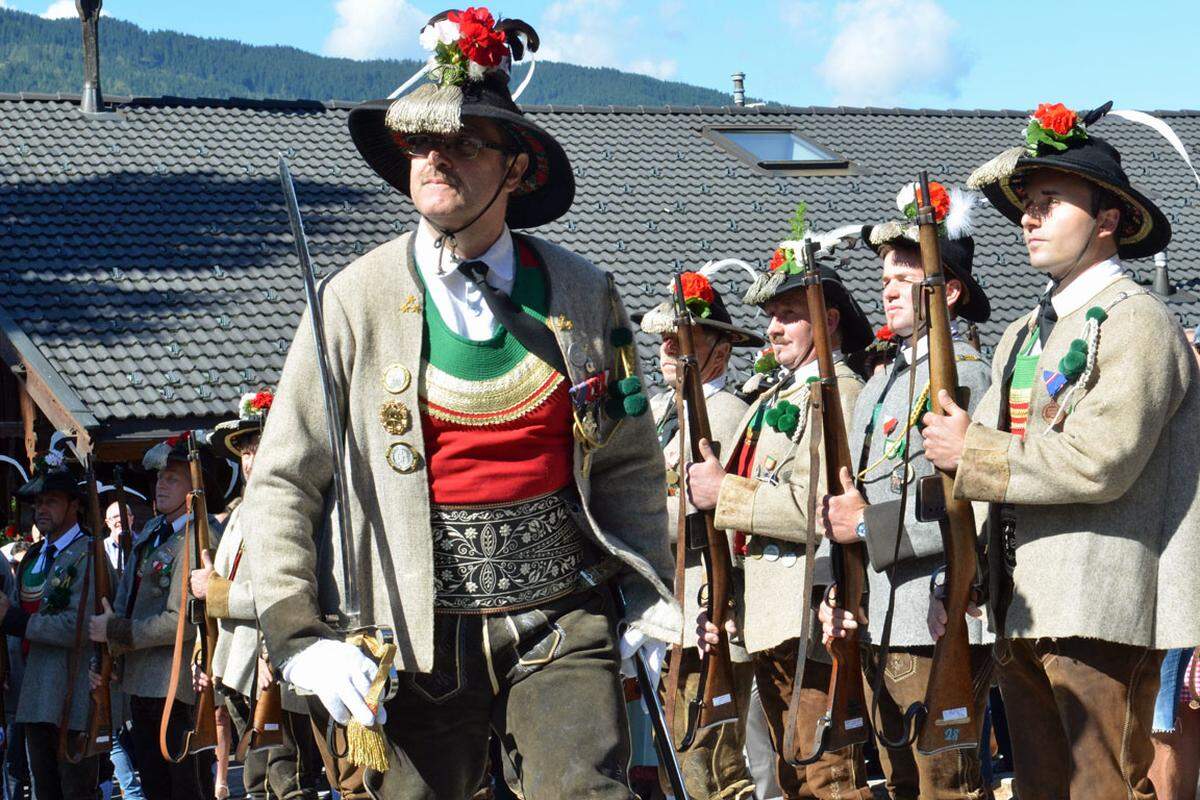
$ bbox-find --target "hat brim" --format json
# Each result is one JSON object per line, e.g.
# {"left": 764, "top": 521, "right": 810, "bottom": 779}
{"left": 210, "top": 419, "right": 262, "bottom": 462}
{"left": 981, "top": 159, "right": 1170, "bottom": 261}
{"left": 861, "top": 225, "right": 991, "bottom": 323}
{"left": 348, "top": 99, "right": 575, "bottom": 230}
{"left": 632, "top": 304, "right": 766, "bottom": 348}
{"left": 16, "top": 472, "right": 81, "bottom": 499}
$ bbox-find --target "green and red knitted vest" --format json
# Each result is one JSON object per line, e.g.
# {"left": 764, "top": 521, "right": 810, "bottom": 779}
{"left": 419, "top": 239, "right": 573, "bottom": 504}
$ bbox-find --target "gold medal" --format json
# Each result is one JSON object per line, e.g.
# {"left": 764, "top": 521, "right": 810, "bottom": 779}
{"left": 380, "top": 401, "right": 412, "bottom": 435}
{"left": 1042, "top": 402, "right": 1061, "bottom": 424}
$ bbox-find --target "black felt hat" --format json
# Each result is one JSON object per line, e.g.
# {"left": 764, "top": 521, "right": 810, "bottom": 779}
{"left": 142, "top": 431, "right": 221, "bottom": 498}
{"left": 210, "top": 391, "right": 273, "bottom": 462}
{"left": 348, "top": 10, "right": 573, "bottom": 229}
{"left": 15, "top": 453, "right": 81, "bottom": 500}
{"left": 968, "top": 101, "right": 1170, "bottom": 260}
{"left": 633, "top": 270, "right": 766, "bottom": 348}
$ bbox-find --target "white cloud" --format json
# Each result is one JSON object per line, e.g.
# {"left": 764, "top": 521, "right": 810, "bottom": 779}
{"left": 817, "top": 0, "right": 969, "bottom": 106}
{"left": 537, "top": 0, "right": 676, "bottom": 80}
{"left": 780, "top": 1, "right": 822, "bottom": 36}
{"left": 41, "top": 0, "right": 79, "bottom": 18}
{"left": 323, "top": 0, "right": 430, "bottom": 61}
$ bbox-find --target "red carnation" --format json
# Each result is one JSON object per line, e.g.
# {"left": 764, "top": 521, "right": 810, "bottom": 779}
{"left": 251, "top": 391, "right": 274, "bottom": 412}
{"left": 915, "top": 181, "right": 951, "bottom": 223}
{"left": 451, "top": 7, "right": 507, "bottom": 68}
{"left": 1034, "top": 102, "right": 1078, "bottom": 137}
{"left": 876, "top": 325, "right": 896, "bottom": 342}
{"left": 768, "top": 248, "right": 788, "bottom": 272}
{"left": 678, "top": 272, "right": 715, "bottom": 304}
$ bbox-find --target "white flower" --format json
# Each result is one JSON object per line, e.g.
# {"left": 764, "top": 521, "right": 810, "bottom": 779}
{"left": 239, "top": 392, "right": 256, "bottom": 419}
{"left": 895, "top": 182, "right": 917, "bottom": 213}
{"left": 43, "top": 450, "right": 64, "bottom": 468}
{"left": 419, "top": 20, "right": 460, "bottom": 51}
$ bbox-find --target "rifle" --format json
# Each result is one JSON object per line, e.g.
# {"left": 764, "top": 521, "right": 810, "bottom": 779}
{"left": 113, "top": 466, "right": 133, "bottom": 575}
{"left": 160, "top": 434, "right": 218, "bottom": 761}
{"left": 59, "top": 466, "right": 114, "bottom": 761}
{"left": 910, "top": 171, "right": 981, "bottom": 755}
{"left": 666, "top": 271, "right": 740, "bottom": 750}
{"left": 784, "top": 240, "right": 869, "bottom": 764}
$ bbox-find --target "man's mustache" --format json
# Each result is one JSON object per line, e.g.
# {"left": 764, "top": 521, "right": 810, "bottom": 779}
{"left": 417, "top": 166, "right": 460, "bottom": 188}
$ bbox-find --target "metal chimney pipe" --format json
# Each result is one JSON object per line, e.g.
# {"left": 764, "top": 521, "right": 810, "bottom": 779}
{"left": 731, "top": 72, "right": 745, "bottom": 107}
{"left": 77, "top": 0, "right": 103, "bottom": 114}
{"left": 1153, "top": 251, "right": 1171, "bottom": 297}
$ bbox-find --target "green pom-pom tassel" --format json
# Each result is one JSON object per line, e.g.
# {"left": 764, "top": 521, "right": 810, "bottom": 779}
{"left": 806, "top": 375, "right": 821, "bottom": 385}
{"left": 1085, "top": 306, "right": 1108, "bottom": 323}
{"left": 1060, "top": 349, "right": 1086, "bottom": 379}
{"left": 776, "top": 400, "right": 798, "bottom": 416}
{"left": 623, "top": 393, "right": 649, "bottom": 417}
{"left": 778, "top": 413, "right": 799, "bottom": 435}
{"left": 604, "top": 397, "right": 627, "bottom": 419}
{"left": 764, "top": 408, "right": 781, "bottom": 428}
{"left": 610, "top": 327, "right": 633, "bottom": 348}
{"left": 1069, "top": 338, "right": 1088, "bottom": 354}
{"left": 617, "top": 376, "right": 642, "bottom": 396}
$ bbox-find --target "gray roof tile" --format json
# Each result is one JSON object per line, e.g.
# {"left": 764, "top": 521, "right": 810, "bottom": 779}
{"left": 1, "top": 95, "right": 1198, "bottom": 437}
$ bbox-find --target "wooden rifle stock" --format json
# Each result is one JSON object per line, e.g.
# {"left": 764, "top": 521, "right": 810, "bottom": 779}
{"left": 794, "top": 240, "right": 869, "bottom": 759}
{"left": 236, "top": 676, "right": 284, "bottom": 761}
{"left": 913, "top": 171, "right": 981, "bottom": 755}
{"left": 671, "top": 272, "right": 739, "bottom": 749}
{"left": 60, "top": 468, "right": 114, "bottom": 761}
{"left": 160, "top": 436, "right": 218, "bottom": 761}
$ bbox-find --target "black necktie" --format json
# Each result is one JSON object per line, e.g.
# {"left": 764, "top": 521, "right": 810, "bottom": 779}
{"left": 40, "top": 543, "right": 57, "bottom": 574}
{"left": 657, "top": 398, "right": 679, "bottom": 449}
{"left": 458, "top": 260, "right": 569, "bottom": 377}
{"left": 1037, "top": 289, "right": 1058, "bottom": 346}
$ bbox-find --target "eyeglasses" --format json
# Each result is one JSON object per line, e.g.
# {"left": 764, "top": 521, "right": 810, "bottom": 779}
{"left": 398, "top": 134, "right": 511, "bottom": 161}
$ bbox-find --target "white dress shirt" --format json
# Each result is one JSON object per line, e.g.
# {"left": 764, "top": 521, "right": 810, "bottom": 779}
{"left": 414, "top": 219, "right": 516, "bottom": 342}
{"left": 34, "top": 523, "right": 83, "bottom": 573}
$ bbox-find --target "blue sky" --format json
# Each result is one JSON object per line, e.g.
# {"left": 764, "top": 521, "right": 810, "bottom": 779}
{"left": 7, "top": 0, "right": 1198, "bottom": 110}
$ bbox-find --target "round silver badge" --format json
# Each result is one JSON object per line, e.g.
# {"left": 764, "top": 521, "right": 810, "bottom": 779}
{"left": 566, "top": 342, "right": 588, "bottom": 368}
{"left": 383, "top": 364, "right": 412, "bottom": 394}
{"left": 780, "top": 550, "right": 798, "bottom": 568}
{"left": 762, "top": 543, "right": 781, "bottom": 562}
{"left": 386, "top": 442, "right": 421, "bottom": 474}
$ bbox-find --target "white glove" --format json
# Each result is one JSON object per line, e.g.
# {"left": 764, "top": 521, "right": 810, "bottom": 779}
{"left": 618, "top": 626, "right": 667, "bottom": 689}
{"left": 281, "top": 639, "right": 388, "bottom": 727}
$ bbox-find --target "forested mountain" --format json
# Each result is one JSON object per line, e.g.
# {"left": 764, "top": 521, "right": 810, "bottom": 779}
{"left": 0, "top": 8, "right": 738, "bottom": 106}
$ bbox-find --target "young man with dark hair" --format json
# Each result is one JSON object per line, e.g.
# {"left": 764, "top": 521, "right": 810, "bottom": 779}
{"left": 923, "top": 102, "right": 1200, "bottom": 799}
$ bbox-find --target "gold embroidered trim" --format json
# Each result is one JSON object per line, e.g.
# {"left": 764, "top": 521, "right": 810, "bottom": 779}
{"left": 421, "top": 353, "right": 564, "bottom": 426}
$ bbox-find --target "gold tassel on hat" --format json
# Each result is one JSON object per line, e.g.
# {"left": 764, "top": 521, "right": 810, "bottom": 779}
{"left": 343, "top": 633, "right": 398, "bottom": 773}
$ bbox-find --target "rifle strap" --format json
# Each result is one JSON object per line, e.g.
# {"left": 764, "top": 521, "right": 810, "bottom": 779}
{"left": 865, "top": 293, "right": 925, "bottom": 749}
{"left": 780, "top": 382, "right": 824, "bottom": 765}
{"left": 160, "top": 501, "right": 195, "bottom": 763}
{"left": 57, "top": 540, "right": 93, "bottom": 760}
{"left": 664, "top": 381, "right": 689, "bottom": 741}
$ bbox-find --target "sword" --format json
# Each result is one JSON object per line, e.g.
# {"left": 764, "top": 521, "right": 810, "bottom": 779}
{"left": 277, "top": 155, "right": 360, "bottom": 625}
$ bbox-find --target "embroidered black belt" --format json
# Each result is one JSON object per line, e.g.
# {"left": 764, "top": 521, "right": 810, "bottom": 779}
{"left": 431, "top": 488, "right": 600, "bottom": 614}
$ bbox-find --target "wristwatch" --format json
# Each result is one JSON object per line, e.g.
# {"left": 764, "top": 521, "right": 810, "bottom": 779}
{"left": 854, "top": 517, "right": 868, "bottom": 541}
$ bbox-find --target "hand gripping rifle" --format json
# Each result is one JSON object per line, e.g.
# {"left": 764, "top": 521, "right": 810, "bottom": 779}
{"left": 59, "top": 465, "right": 114, "bottom": 761}
{"left": 783, "top": 240, "right": 869, "bottom": 765}
{"left": 909, "top": 171, "right": 981, "bottom": 755}
{"left": 667, "top": 271, "right": 740, "bottom": 750}
{"left": 160, "top": 434, "right": 219, "bottom": 761}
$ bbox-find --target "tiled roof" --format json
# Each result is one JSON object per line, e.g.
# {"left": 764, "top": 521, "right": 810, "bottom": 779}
{"left": 2, "top": 93, "right": 1198, "bottom": 439}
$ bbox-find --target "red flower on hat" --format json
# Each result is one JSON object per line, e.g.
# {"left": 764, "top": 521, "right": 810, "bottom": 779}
{"left": 165, "top": 430, "right": 190, "bottom": 448}
{"left": 679, "top": 272, "right": 715, "bottom": 304}
{"left": 876, "top": 325, "right": 896, "bottom": 342}
{"left": 1034, "top": 102, "right": 1078, "bottom": 137}
{"left": 452, "top": 7, "right": 508, "bottom": 68}
{"left": 251, "top": 391, "right": 274, "bottom": 412}
{"left": 769, "top": 248, "right": 788, "bottom": 272}
{"left": 915, "top": 181, "right": 950, "bottom": 223}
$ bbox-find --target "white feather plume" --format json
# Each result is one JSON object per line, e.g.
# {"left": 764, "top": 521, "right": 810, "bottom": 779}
{"left": 944, "top": 187, "right": 982, "bottom": 241}
{"left": 699, "top": 258, "right": 760, "bottom": 285}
